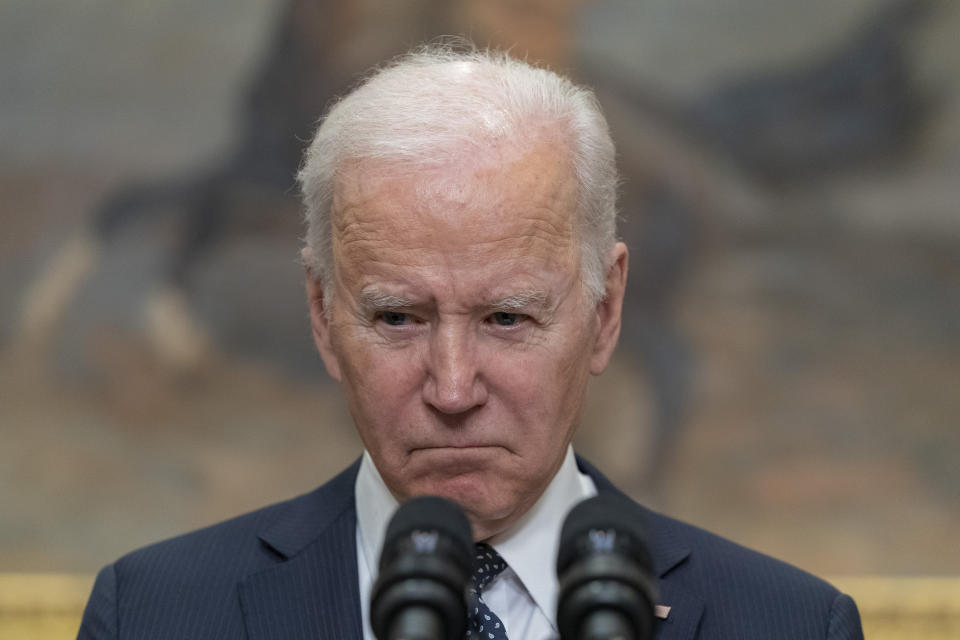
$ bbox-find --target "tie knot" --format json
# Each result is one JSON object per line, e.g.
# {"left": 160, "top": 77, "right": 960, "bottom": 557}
{"left": 471, "top": 543, "right": 507, "bottom": 593}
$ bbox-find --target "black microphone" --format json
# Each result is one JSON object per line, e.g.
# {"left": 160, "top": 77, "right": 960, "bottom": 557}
{"left": 371, "top": 496, "right": 474, "bottom": 640}
{"left": 556, "top": 494, "right": 658, "bottom": 640}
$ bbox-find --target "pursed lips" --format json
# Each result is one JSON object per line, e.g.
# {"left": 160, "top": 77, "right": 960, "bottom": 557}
{"left": 412, "top": 443, "right": 503, "bottom": 451}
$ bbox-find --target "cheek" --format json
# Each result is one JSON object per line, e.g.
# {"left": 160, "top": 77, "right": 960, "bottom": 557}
{"left": 487, "top": 338, "right": 591, "bottom": 432}
{"left": 333, "top": 332, "right": 426, "bottom": 433}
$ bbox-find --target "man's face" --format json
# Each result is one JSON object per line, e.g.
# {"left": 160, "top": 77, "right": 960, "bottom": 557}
{"left": 307, "top": 144, "right": 626, "bottom": 539}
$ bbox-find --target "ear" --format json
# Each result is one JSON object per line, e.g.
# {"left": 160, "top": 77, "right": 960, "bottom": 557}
{"left": 303, "top": 249, "right": 342, "bottom": 382}
{"left": 589, "top": 242, "right": 628, "bottom": 375}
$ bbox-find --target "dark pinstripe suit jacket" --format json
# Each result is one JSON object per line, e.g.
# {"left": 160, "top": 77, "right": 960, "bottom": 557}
{"left": 77, "top": 457, "right": 863, "bottom": 639}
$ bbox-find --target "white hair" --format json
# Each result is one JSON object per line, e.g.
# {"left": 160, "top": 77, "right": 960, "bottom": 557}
{"left": 297, "top": 43, "right": 618, "bottom": 303}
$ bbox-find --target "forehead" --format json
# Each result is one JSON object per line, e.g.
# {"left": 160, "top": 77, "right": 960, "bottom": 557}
{"left": 330, "top": 145, "right": 579, "bottom": 279}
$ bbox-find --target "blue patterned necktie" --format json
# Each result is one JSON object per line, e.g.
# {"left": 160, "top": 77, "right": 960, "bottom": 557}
{"left": 467, "top": 543, "right": 510, "bottom": 640}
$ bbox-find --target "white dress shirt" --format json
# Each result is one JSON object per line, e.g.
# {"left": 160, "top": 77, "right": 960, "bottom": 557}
{"left": 356, "top": 446, "right": 597, "bottom": 640}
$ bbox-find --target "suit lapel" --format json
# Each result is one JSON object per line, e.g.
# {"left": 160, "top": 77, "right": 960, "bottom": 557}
{"left": 642, "top": 496, "right": 703, "bottom": 640}
{"left": 578, "top": 456, "right": 705, "bottom": 640}
{"left": 240, "top": 461, "right": 365, "bottom": 640}
{"left": 653, "top": 581, "right": 704, "bottom": 640}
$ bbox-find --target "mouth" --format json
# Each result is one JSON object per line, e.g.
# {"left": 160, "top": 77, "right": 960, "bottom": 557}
{"left": 412, "top": 444, "right": 503, "bottom": 453}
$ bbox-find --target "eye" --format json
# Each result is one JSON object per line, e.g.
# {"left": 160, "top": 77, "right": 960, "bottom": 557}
{"left": 490, "top": 312, "right": 523, "bottom": 326}
{"left": 379, "top": 311, "right": 409, "bottom": 326}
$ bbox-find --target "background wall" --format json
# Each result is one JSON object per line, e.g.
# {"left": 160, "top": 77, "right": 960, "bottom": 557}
{"left": 2, "top": 0, "right": 958, "bottom": 576}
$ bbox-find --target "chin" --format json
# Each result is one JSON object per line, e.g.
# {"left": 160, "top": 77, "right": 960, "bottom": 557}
{"left": 418, "top": 468, "right": 496, "bottom": 499}
{"left": 395, "top": 468, "right": 535, "bottom": 540}
{"left": 412, "top": 472, "right": 514, "bottom": 519}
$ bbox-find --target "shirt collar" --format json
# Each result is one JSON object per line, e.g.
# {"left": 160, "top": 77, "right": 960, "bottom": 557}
{"left": 487, "top": 445, "right": 597, "bottom": 629}
{"left": 355, "top": 446, "right": 597, "bottom": 626}
{"left": 356, "top": 450, "right": 398, "bottom": 580}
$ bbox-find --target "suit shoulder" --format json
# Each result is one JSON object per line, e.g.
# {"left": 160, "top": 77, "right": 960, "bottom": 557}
{"left": 81, "top": 464, "right": 361, "bottom": 638}
{"left": 112, "top": 492, "right": 295, "bottom": 585}
{"left": 650, "top": 508, "right": 839, "bottom": 594}
{"left": 642, "top": 509, "right": 862, "bottom": 637}
{"left": 112, "top": 461, "right": 359, "bottom": 585}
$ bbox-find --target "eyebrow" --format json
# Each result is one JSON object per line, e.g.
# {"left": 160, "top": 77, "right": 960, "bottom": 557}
{"left": 357, "top": 288, "right": 552, "bottom": 313}
{"left": 489, "top": 290, "right": 550, "bottom": 312}
{"left": 358, "top": 289, "right": 416, "bottom": 311}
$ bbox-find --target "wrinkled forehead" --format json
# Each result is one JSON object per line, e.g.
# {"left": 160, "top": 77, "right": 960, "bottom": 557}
{"left": 330, "top": 142, "right": 578, "bottom": 235}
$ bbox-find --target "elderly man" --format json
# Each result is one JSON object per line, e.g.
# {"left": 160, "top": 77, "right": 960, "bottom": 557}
{"left": 78, "top": 47, "right": 863, "bottom": 640}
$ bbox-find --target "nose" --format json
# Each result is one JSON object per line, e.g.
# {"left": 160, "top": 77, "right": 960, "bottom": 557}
{"left": 421, "top": 321, "right": 487, "bottom": 415}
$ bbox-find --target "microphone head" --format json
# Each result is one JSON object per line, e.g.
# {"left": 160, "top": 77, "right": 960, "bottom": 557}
{"left": 379, "top": 495, "right": 474, "bottom": 574}
{"left": 371, "top": 496, "right": 474, "bottom": 640}
{"left": 557, "top": 494, "right": 654, "bottom": 576}
{"left": 556, "top": 494, "right": 658, "bottom": 640}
